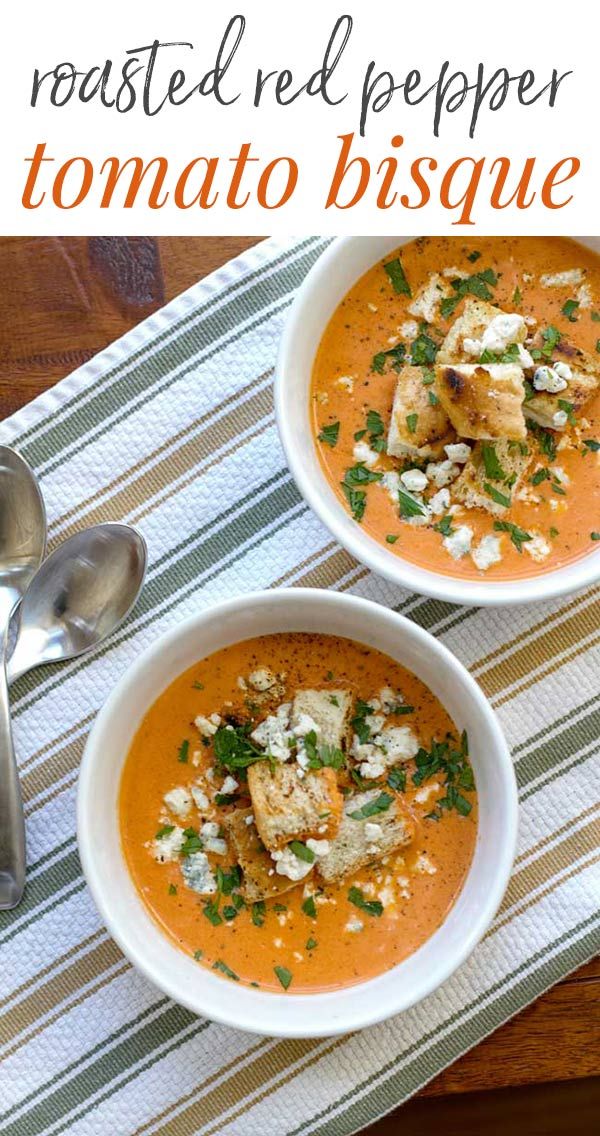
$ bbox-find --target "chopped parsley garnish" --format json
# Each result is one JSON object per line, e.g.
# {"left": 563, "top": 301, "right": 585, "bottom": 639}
{"left": 384, "top": 257, "right": 412, "bottom": 296}
{"left": 484, "top": 482, "right": 511, "bottom": 508}
{"left": 365, "top": 408, "right": 386, "bottom": 451}
{"left": 561, "top": 298, "right": 579, "bottom": 322}
{"left": 302, "top": 895, "right": 317, "bottom": 918}
{"left": 342, "top": 485, "right": 367, "bottom": 521}
{"left": 354, "top": 429, "right": 367, "bottom": 441}
{"left": 592, "top": 532, "right": 600, "bottom": 541}
{"left": 583, "top": 439, "right": 600, "bottom": 453}
{"left": 193, "top": 949, "right": 203, "bottom": 960}
{"left": 529, "top": 422, "right": 557, "bottom": 462}
{"left": 592, "top": 311, "right": 600, "bottom": 322}
{"left": 349, "top": 792, "right": 393, "bottom": 820}
{"left": 410, "top": 333, "right": 438, "bottom": 367}
{"left": 494, "top": 520, "right": 533, "bottom": 552}
{"left": 216, "top": 864, "right": 241, "bottom": 895}
{"left": 274, "top": 965, "right": 293, "bottom": 990}
{"left": 428, "top": 390, "right": 439, "bottom": 406}
{"left": 222, "top": 905, "right": 238, "bottom": 921}
{"left": 433, "top": 515, "right": 454, "bottom": 537}
{"left": 168, "top": 883, "right": 177, "bottom": 896}
{"left": 440, "top": 267, "right": 498, "bottom": 320}
{"left": 213, "top": 959, "right": 239, "bottom": 981}
{"left": 289, "top": 840, "right": 315, "bottom": 863}
{"left": 531, "top": 325, "right": 561, "bottom": 362}
{"left": 306, "top": 937, "right": 318, "bottom": 950}
{"left": 481, "top": 443, "right": 506, "bottom": 481}
{"left": 214, "top": 791, "right": 238, "bottom": 807}
{"left": 343, "top": 463, "right": 383, "bottom": 488}
{"left": 530, "top": 467, "right": 550, "bottom": 485}
{"left": 549, "top": 526, "right": 559, "bottom": 539}
{"left": 177, "top": 739, "right": 189, "bottom": 764}
{"left": 214, "top": 724, "right": 272, "bottom": 773}
{"left": 467, "top": 250, "right": 482, "bottom": 263}
{"left": 155, "top": 824, "right": 175, "bottom": 839}
{"left": 272, "top": 903, "right": 287, "bottom": 913}
{"left": 557, "top": 398, "right": 576, "bottom": 425}
{"left": 387, "top": 767, "right": 407, "bottom": 792}
{"left": 348, "top": 886, "right": 383, "bottom": 917}
{"left": 192, "top": 681, "right": 205, "bottom": 690}
{"left": 371, "top": 342, "right": 406, "bottom": 374}
{"left": 350, "top": 699, "right": 374, "bottom": 745}
{"left": 303, "top": 732, "right": 345, "bottom": 771}
{"left": 406, "top": 412, "right": 418, "bottom": 434}
{"left": 422, "top": 369, "right": 436, "bottom": 385}
{"left": 252, "top": 901, "right": 266, "bottom": 927}
{"left": 413, "top": 731, "right": 474, "bottom": 819}
{"left": 479, "top": 341, "right": 520, "bottom": 365}
{"left": 203, "top": 901, "right": 223, "bottom": 926}
{"left": 512, "top": 285, "right": 522, "bottom": 304}
{"left": 318, "top": 421, "right": 340, "bottom": 447}
{"left": 386, "top": 533, "right": 399, "bottom": 544}
{"left": 398, "top": 486, "right": 427, "bottom": 519}
{"left": 180, "top": 828, "right": 203, "bottom": 856}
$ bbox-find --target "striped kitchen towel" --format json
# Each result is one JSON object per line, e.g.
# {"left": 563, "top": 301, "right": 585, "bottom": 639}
{"left": 0, "top": 236, "right": 598, "bottom": 1136}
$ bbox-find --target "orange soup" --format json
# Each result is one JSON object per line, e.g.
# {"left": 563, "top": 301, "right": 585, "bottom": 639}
{"left": 120, "top": 633, "right": 478, "bottom": 993}
{"left": 311, "top": 237, "right": 600, "bottom": 579}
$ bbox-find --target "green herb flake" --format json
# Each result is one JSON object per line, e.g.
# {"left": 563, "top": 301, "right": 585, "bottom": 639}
{"left": 214, "top": 723, "right": 271, "bottom": 773}
{"left": 289, "top": 840, "right": 316, "bottom": 863}
{"left": 398, "top": 487, "right": 426, "bottom": 519}
{"left": 530, "top": 467, "right": 550, "bottom": 486}
{"left": 557, "top": 398, "right": 576, "bottom": 426}
{"left": 467, "top": 250, "right": 482, "bottom": 263}
{"left": 318, "top": 421, "right": 340, "bottom": 448}
{"left": 428, "top": 390, "right": 439, "bottom": 406}
{"left": 484, "top": 482, "right": 511, "bottom": 509}
{"left": 371, "top": 343, "right": 406, "bottom": 374}
{"left": 385, "top": 534, "right": 399, "bottom": 544}
{"left": 180, "top": 829, "right": 204, "bottom": 856}
{"left": 222, "top": 905, "right": 238, "bottom": 921}
{"left": 549, "top": 526, "right": 559, "bottom": 539}
{"left": 252, "top": 900, "right": 266, "bottom": 927}
{"left": 348, "top": 886, "right": 383, "bottom": 918}
{"left": 203, "top": 901, "right": 223, "bottom": 926}
{"left": 274, "top": 965, "right": 293, "bottom": 990}
{"left": 383, "top": 257, "right": 412, "bottom": 297}
{"left": 494, "top": 520, "right": 533, "bottom": 553}
{"left": 192, "top": 681, "right": 205, "bottom": 690}
{"left": 193, "top": 948, "right": 203, "bottom": 960}
{"left": 592, "top": 311, "right": 600, "bottom": 322}
{"left": 583, "top": 439, "right": 600, "bottom": 453}
{"left": 512, "top": 285, "right": 522, "bottom": 304}
{"left": 433, "top": 515, "right": 454, "bottom": 537}
{"left": 592, "top": 532, "right": 600, "bottom": 541}
{"left": 155, "top": 824, "right": 175, "bottom": 840}
{"left": 302, "top": 896, "right": 317, "bottom": 919}
{"left": 213, "top": 959, "right": 239, "bottom": 981}
{"left": 177, "top": 739, "right": 189, "bottom": 764}
{"left": 410, "top": 333, "right": 439, "bottom": 367}
{"left": 354, "top": 429, "right": 367, "bottom": 441}
{"left": 561, "top": 298, "right": 579, "bottom": 322}
{"left": 406, "top": 413, "right": 418, "bottom": 435}
{"left": 481, "top": 443, "right": 506, "bottom": 481}
{"left": 441, "top": 267, "right": 499, "bottom": 321}
{"left": 387, "top": 767, "right": 407, "bottom": 792}
{"left": 349, "top": 791, "right": 393, "bottom": 821}
{"left": 168, "top": 883, "right": 177, "bottom": 896}
{"left": 306, "top": 937, "right": 318, "bottom": 951}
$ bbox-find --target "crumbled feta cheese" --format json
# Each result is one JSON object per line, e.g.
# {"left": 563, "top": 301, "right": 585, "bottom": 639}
{"left": 364, "top": 822, "right": 383, "bottom": 845}
{"left": 399, "top": 319, "right": 418, "bottom": 338}
{"left": 294, "top": 712, "right": 320, "bottom": 738}
{"left": 220, "top": 775, "right": 239, "bottom": 795}
{"left": 244, "top": 814, "right": 255, "bottom": 826}
{"left": 481, "top": 313, "right": 526, "bottom": 354}
{"left": 368, "top": 301, "right": 378, "bottom": 313}
{"left": 414, "top": 853, "right": 437, "bottom": 875}
{"left": 524, "top": 533, "right": 551, "bottom": 562}
{"left": 444, "top": 442, "right": 471, "bottom": 464}
{"left": 271, "top": 846, "right": 314, "bottom": 881}
{"left": 248, "top": 667, "right": 276, "bottom": 692}
{"left": 517, "top": 344, "right": 534, "bottom": 368}
{"left": 203, "top": 836, "right": 228, "bottom": 856}
{"left": 552, "top": 410, "right": 569, "bottom": 428}
{"left": 345, "top": 917, "right": 364, "bottom": 933}
{"left": 191, "top": 750, "right": 202, "bottom": 767}
{"left": 251, "top": 703, "right": 292, "bottom": 761}
{"left": 359, "top": 754, "right": 387, "bottom": 780}
{"left": 190, "top": 785, "right": 210, "bottom": 812}
{"left": 237, "top": 675, "right": 248, "bottom": 691}
{"left": 181, "top": 851, "right": 217, "bottom": 894}
{"left": 151, "top": 825, "right": 185, "bottom": 862}
{"left": 195, "top": 714, "right": 219, "bottom": 737}
{"left": 471, "top": 534, "right": 503, "bottom": 571}
{"left": 429, "top": 488, "right": 451, "bottom": 516}
{"left": 576, "top": 282, "right": 592, "bottom": 309}
{"left": 533, "top": 365, "right": 568, "bottom": 393}
{"left": 554, "top": 362, "right": 572, "bottom": 382}
{"left": 163, "top": 787, "right": 192, "bottom": 818}
{"left": 378, "top": 687, "right": 402, "bottom": 714}
{"left": 540, "top": 268, "right": 584, "bottom": 288}
{"left": 407, "top": 273, "right": 451, "bottom": 322}
{"left": 372, "top": 725, "right": 419, "bottom": 763}
{"left": 426, "top": 460, "right": 461, "bottom": 488}
{"left": 306, "top": 838, "right": 331, "bottom": 858}
{"left": 335, "top": 375, "right": 354, "bottom": 392}
{"left": 378, "top": 885, "right": 395, "bottom": 907}
{"left": 353, "top": 441, "right": 379, "bottom": 467}
{"left": 201, "top": 821, "right": 220, "bottom": 839}
{"left": 400, "top": 468, "right": 428, "bottom": 494}
{"left": 380, "top": 470, "right": 400, "bottom": 503}
{"left": 462, "top": 336, "right": 482, "bottom": 358}
{"left": 442, "top": 266, "right": 469, "bottom": 279}
{"left": 551, "top": 465, "right": 570, "bottom": 486}
{"left": 365, "top": 712, "right": 386, "bottom": 734}
{"left": 415, "top": 781, "right": 440, "bottom": 804}
{"left": 443, "top": 525, "right": 473, "bottom": 560}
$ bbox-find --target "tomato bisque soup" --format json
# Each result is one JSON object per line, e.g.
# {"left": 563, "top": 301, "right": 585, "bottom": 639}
{"left": 120, "top": 633, "right": 478, "bottom": 993}
{"left": 311, "top": 237, "right": 600, "bottom": 579}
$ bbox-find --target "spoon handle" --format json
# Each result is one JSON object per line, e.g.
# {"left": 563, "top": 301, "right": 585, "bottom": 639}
{"left": 0, "top": 631, "right": 25, "bottom": 909}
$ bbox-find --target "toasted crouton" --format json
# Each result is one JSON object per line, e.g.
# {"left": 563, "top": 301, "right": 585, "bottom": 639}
{"left": 247, "top": 761, "right": 343, "bottom": 852}
{"left": 437, "top": 299, "right": 527, "bottom": 364}
{"left": 387, "top": 365, "right": 453, "bottom": 459}
{"left": 435, "top": 363, "right": 526, "bottom": 440}
{"left": 525, "top": 333, "right": 600, "bottom": 430}
{"left": 223, "top": 808, "right": 303, "bottom": 902}
{"left": 290, "top": 689, "right": 351, "bottom": 749}
{"left": 317, "top": 790, "right": 414, "bottom": 885}
{"left": 407, "top": 273, "right": 452, "bottom": 322}
{"left": 452, "top": 439, "right": 531, "bottom": 516}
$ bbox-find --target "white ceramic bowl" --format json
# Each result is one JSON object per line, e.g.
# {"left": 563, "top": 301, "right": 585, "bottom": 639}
{"left": 275, "top": 236, "right": 600, "bottom": 606}
{"left": 78, "top": 588, "right": 517, "bottom": 1038}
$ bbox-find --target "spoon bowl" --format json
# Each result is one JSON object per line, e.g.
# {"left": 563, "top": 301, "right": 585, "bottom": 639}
{"left": 8, "top": 524, "right": 147, "bottom": 684}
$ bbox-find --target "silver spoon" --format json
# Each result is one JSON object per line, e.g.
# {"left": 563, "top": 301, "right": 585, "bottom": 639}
{"left": 7, "top": 523, "right": 147, "bottom": 686}
{"left": 0, "top": 447, "right": 46, "bottom": 909}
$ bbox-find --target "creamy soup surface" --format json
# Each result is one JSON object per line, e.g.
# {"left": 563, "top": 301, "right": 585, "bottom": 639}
{"left": 120, "top": 633, "right": 478, "bottom": 993}
{"left": 311, "top": 237, "right": 600, "bottom": 579}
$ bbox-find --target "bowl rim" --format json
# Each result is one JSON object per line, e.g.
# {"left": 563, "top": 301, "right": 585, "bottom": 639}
{"left": 77, "top": 588, "right": 519, "bottom": 1037}
{"left": 275, "top": 235, "right": 600, "bottom": 607}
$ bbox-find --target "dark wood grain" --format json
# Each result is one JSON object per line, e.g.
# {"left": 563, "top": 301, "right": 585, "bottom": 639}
{"left": 1, "top": 236, "right": 598, "bottom": 1131}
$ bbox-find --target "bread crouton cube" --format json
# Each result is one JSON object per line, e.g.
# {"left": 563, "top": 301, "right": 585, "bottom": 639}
{"left": 247, "top": 761, "right": 343, "bottom": 852}
{"left": 223, "top": 807, "right": 302, "bottom": 902}
{"left": 407, "top": 273, "right": 452, "bottom": 323}
{"left": 437, "top": 299, "right": 527, "bottom": 364}
{"left": 525, "top": 332, "right": 600, "bottom": 431}
{"left": 435, "top": 363, "right": 526, "bottom": 440}
{"left": 452, "top": 439, "right": 531, "bottom": 517}
{"left": 387, "top": 365, "right": 453, "bottom": 460}
{"left": 317, "top": 790, "right": 414, "bottom": 885}
{"left": 290, "top": 689, "right": 351, "bottom": 749}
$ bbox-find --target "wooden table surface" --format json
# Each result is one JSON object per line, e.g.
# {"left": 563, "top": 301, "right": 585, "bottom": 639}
{"left": 1, "top": 236, "right": 598, "bottom": 1134}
